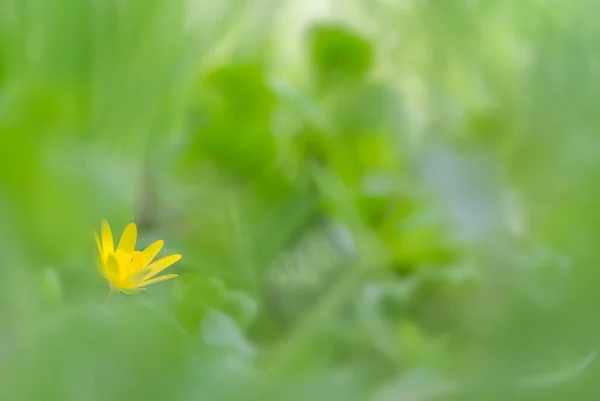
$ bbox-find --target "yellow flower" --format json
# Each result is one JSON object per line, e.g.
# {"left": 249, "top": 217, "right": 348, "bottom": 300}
{"left": 94, "top": 220, "right": 181, "bottom": 294}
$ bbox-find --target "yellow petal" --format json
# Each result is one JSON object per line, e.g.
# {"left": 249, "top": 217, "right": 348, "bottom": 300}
{"left": 94, "top": 231, "right": 102, "bottom": 255}
{"left": 139, "top": 273, "right": 178, "bottom": 287}
{"left": 117, "top": 222, "right": 137, "bottom": 254}
{"left": 104, "top": 253, "right": 120, "bottom": 282}
{"left": 113, "top": 273, "right": 148, "bottom": 291}
{"left": 101, "top": 220, "right": 114, "bottom": 256}
{"left": 130, "top": 251, "right": 145, "bottom": 275}
{"left": 95, "top": 260, "right": 104, "bottom": 275}
{"left": 112, "top": 250, "right": 126, "bottom": 279}
{"left": 143, "top": 254, "right": 182, "bottom": 281}
{"left": 142, "top": 240, "right": 164, "bottom": 267}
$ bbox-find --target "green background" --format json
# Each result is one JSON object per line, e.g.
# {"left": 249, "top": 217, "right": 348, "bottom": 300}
{"left": 0, "top": 0, "right": 599, "bottom": 400}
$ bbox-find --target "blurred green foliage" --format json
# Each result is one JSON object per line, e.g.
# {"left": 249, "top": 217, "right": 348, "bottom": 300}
{"left": 1, "top": 0, "right": 600, "bottom": 400}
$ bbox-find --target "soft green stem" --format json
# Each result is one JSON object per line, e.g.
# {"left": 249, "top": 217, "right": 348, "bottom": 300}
{"left": 266, "top": 261, "right": 369, "bottom": 375}
{"left": 104, "top": 286, "right": 117, "bottom": 306}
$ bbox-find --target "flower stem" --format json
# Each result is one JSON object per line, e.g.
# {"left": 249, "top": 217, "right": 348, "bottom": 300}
{"left": 104, "top": 287, "right": 117, "bottom": 305}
